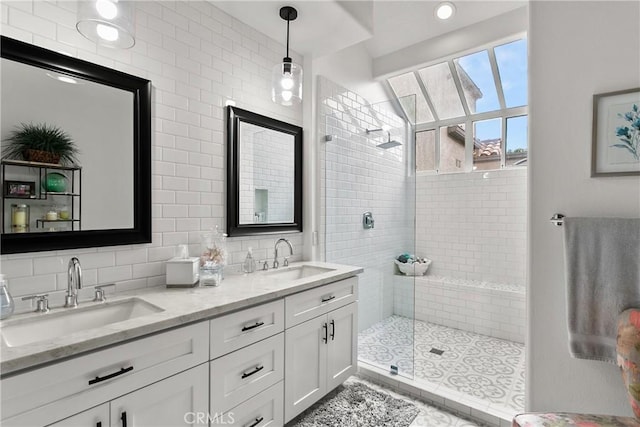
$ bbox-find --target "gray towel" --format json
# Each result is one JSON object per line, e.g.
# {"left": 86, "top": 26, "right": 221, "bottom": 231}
{"left": 564, "top": 217, "right": 640, "bottom": 363}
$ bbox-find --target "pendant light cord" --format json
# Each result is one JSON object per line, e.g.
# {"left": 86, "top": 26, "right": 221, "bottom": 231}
{"left": 285, "top": 15, "right": 290, "bottom": 58}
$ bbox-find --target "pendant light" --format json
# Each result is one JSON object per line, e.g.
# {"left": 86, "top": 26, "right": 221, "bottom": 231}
{"left": 272, "top": 6, "right": 303, "bottom": 106}
{"left": 76, "top": 0, "right": 135, "bottom": 49}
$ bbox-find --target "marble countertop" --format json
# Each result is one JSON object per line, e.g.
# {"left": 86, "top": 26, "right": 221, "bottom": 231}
{"left": 0, "top": 261, "right": 363, "bottom": 377}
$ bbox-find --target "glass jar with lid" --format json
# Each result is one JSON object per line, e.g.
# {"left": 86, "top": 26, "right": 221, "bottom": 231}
{"left": 11, "top": 204, "right": 29, "bottom": 233}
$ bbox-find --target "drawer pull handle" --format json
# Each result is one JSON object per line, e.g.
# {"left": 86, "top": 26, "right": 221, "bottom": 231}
{"left": 245, "top": 416, "right": 264, "bottom": 427}
{"left": 241, "top": 321, "right": 265, "bottom": 332}
{"left": 241, "top": 365, "right": 264, "bottom": 379}
{"left": 323, "top": 322, "right": 328, "bottom": 343}
{"left": 89, "top": 366, "right": 134, "bottom": 385}
{"left": 330, "top": 319, "right": 335, "bottom": 341}
{"left": 321, "top": 295, "right": 335, "bottom": 303}
{"left": 121, "top": 411, "right": 127, "bottom": 427}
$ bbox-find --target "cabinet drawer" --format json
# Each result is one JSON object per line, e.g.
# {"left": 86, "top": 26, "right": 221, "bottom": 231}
{"left": 210, "top": 333, "right": 284, "bottom": 414}
{"left": 1, "top": 321, "right": 208, "bottom": 425}
{"left": 223, "top": 381, "right": 283, "bottom": 427}
{"left": 285, "top": 277, "right": 358, "bottom": 328}
{"left": 210, "top": 299, "right": 284, "bottom": 359}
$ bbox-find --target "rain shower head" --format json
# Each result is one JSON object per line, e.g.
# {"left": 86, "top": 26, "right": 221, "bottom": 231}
{"left": 366, "top": 128, "right": 402, "bottom": 149}
{"left": 377, "top": 140, "right": 402, "bottom": 149}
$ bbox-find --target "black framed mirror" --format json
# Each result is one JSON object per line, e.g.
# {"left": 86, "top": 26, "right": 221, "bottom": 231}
{"left": 0, "top": 36, "right": 151, "bottom": 254}
{"left": 226, "top": 106, "right": 302, "bottom": 236}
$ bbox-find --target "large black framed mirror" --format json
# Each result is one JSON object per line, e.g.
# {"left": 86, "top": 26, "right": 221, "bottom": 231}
{"left": 0, "top": 36, "right": 151, "bottom": 254}
{"left": 226, "top": 106, "right": 302, "bottom": 236}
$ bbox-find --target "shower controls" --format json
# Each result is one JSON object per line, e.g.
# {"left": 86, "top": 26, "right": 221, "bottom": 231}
{"left": 363, "top": 212, "right": 374, "bottom": 229}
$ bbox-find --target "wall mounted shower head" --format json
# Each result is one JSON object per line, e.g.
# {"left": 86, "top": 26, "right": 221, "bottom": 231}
{"left": 366, "top": 128, "right": 402, "bottom": 149}
{"left": 377, "top": 139, "right": 402, "bottom": 149}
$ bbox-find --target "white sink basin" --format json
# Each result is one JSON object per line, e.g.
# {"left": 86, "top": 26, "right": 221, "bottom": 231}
{"left": 1, "top": 298, "right": 164, "bottom": 348}
{"left": 264, "top": 264, "right": 336, "bottom": 282}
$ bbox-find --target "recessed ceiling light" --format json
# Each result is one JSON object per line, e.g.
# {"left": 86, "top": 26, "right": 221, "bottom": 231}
{"left": 435, "top": 2, "right": 456, "bottom": 20}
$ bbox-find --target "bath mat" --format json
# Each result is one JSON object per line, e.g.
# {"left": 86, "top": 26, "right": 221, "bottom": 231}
{"left": 289, "top": 381, "right": 420, "bottom": 427}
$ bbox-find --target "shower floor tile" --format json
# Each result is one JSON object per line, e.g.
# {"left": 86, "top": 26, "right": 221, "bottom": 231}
{"left": 358, "top": 315, "right": 525, "bottom": 417}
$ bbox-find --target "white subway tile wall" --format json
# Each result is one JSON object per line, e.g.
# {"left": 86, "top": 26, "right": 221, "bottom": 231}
{"left": 416, "top": 169, "right": 527, "bottom": 286}
{"left": 0, "top": 1, "right": 303, "bottom": 313}
{"left": 317, "top": 77, "right": 414, "bottom": 332}
{"left": 394, "top": 276, "right": 525, "bottom": 343}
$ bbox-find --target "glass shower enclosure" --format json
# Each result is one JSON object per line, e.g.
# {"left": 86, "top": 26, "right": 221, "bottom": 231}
{"left": 319, "top": 76, "right": 416, "bottom": 380}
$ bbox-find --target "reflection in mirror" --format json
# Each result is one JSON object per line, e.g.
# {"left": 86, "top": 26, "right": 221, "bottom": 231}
{"left": 0, "top": 36, "right": 151, "bottom": 254}
{"left": 238, "top": 121, "right": 295, "bottom": 224}
{"left": 227, "top": 106, "right": 302, "bottom": 236}
{"left": 2, "top": 58, "right": 134, "bottom": 230}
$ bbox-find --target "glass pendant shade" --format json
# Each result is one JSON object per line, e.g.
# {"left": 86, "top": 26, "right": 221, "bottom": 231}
{"left": 272, "top": 58, "right": 303, "bottom": 106}
{"left": 76, "top": 0, "right": 135, "bottom": 49}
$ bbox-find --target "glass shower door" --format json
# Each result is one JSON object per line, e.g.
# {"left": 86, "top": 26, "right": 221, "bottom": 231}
{"left": 319, "top": 81, "right": 416, "bottom": 380}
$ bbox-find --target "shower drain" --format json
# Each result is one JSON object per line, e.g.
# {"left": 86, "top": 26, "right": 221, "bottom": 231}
{"left": 429, "top": 348, "right": 444, "bottom": 355}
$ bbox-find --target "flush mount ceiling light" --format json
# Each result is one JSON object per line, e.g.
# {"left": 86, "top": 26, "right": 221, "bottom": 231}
{"left": 76, "top": 0, "right": 135, "bottom": 49}
{"left": 272, "top": 6, "right": 303, "bottom": 106}
{"left": 435, "top": 2, "right": 456, "bottom": 20}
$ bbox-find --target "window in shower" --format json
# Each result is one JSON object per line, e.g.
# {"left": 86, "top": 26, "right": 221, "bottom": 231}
{"left": 506, "top": 115, "right": 528, "bottom": 166}
{"left": 386, "top": 36, "right": 528, "bottom": 174}
{"left": 439, "top": 124, "right": 466, "bottom": 173}
{"left": 387, "top": 73, "right": 434, "bottom": 124}
{"left": 473, "top": 118, "right": 502, "bottom": 171}
{"left": 418, "top": 62, "right": 465, "bottom": 120}
{"left": 454, "top": 50, "right": 500, "bottom": 114}
{"left": 495, "top": 39, "right": 528, "bottom": 108}
{"left": 416, "top": 129, "right": 436, "bottom": 171}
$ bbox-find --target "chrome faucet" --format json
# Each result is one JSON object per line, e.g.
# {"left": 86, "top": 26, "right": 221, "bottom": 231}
{"left": 273, "top": 238, "right": 293, "bottom": 269}
{"left": 65, "top": 257, "right": 83, "bottom": 308}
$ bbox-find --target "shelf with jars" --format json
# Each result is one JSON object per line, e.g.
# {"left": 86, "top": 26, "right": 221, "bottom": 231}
{"left": 1, "top": 159, "right": 81, "bottom": 233}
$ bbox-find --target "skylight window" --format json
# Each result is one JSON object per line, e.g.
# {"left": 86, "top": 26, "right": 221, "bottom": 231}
{"left": 389, "top": 37, "right": 528, "bottom": 173}
{"left": 418, "top": 62, "right": 465, "bottom": 120}
{"left": 454, "top": 50, "right": 500, "bottom": 114}
{"left": 387, "top": 73, "right": 434, "bottom": 124}
{"left": 495, "top": 39, "right": 528, "bottom": 108}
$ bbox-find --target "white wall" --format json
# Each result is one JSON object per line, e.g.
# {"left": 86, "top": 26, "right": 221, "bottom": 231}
{"left": 0, "top": 1, "right": 304, "bottom": 313}
{"left": 416, "top": 169, "right": 527, "bottom": 285}
{"left": 313, "top": 43, "right": 387, "bottom": 105}
{"left": 528, "top": 1, "right": 640, "bottom": 415}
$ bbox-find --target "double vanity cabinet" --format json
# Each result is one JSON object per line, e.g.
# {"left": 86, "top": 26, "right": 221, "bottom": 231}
{"left": 0, "top": 265, "right": 360, "bottom": 427}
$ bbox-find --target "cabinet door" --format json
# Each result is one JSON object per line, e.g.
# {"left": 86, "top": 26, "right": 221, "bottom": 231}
{"left": 47, "top": 404, "right": 109, "bottom": 427}
{"left": 284, "top": 315, "right": 327, "bottom": 423}
{"left": 110, "top": 363, "right": 208, "bottom": 427}
{"left": 326, "top": 302, "right": 358, "bottom": 391}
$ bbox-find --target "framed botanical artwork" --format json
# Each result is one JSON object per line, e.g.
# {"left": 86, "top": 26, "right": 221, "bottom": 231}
{"left": 591, "top": 87, "right": 640, "bottom": 177}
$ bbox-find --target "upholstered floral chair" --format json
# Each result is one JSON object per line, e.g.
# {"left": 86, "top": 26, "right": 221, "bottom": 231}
{"left": 512, "top": 308, "right": 640, "bottom": 427}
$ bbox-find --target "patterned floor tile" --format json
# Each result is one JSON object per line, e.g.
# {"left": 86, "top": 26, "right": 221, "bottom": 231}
{"left": 358, "top": 315, "right": 525, "bottom": 413}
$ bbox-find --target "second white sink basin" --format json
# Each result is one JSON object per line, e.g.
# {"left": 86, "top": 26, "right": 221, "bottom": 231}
{"left": 1, "top": 298, "right": 164, "bottom": 348}
{"left": 264, "top": 264, "right": 336, "bottom": 282}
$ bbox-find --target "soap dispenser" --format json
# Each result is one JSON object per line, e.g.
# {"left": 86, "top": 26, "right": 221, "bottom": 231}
{"left": 242, "top": 248, "right": 256, "bottom": 274}
{"left": 0, "top": 274, "right": 15, "bottom": 320}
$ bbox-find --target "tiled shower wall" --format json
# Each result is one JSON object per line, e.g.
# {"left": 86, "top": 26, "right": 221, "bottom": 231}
{"left": 415, "top": 169, "right": 527, "bottom": 286}
{"left": 0, "top": 1, "right": 303, "bottom": 313}
{"left": 318, "top": 76, "right": 414, "bottom": 332}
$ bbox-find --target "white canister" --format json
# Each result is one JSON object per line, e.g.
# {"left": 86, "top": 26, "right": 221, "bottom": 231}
{"left": 166, "top": 257, "right": 200, "bottom": 287}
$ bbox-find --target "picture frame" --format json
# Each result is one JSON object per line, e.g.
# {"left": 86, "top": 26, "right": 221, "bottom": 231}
{"left": 591, "top": 87, "right": 640, "bottom": 177}
{"left": 4, "top": 180, "right": 36, "bottom": 198}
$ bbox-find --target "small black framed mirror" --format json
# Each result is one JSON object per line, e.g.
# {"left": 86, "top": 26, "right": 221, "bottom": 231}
{"left": 226, "top": 106, "right": 302, "bottom": 236}
{"left": 0, "top": 36, "right": 151, "bottom": 254}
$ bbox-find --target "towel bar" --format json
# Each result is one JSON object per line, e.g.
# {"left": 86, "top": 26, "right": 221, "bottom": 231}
{"left": 550, "top": 213, "right": 564, "bottom": 226}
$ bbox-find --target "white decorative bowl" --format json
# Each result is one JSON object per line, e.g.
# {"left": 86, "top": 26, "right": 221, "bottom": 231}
{"left": 394, "top": 259, "right": 432, "bottom": 276}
